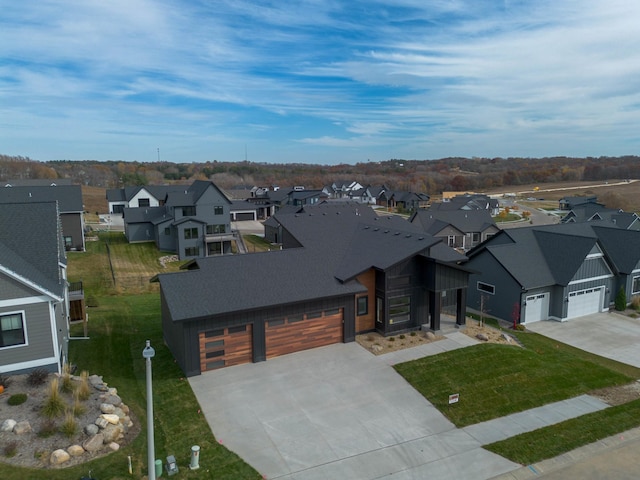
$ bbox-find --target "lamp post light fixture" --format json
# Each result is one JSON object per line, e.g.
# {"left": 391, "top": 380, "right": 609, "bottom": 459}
{"left": 142, "top": 340, "right": 156, "bottom": 480}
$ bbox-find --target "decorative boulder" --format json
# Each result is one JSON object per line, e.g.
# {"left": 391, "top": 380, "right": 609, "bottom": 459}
{"left": 94, "top": 417, "right": 109, "bottom": 429}
{"left": 68, "top": 444, "right": 85, "bottom": 456}
{"left": 1, "top": 419, "right": 17, "bottom": 432}
{"left": 102, "top": 423, "right": 124, "bottom": 443}
{"left": 101, "top": 414, "right": 120, "bottom": 425}
{"left": 108, "top": 442, "right": 120, "bottom": 451}
{"left": 83, "top": 433, "right": 105, "bottom": 452}
{"left": 425, "top": 332, "right": 436, "bottom": 340}
{"left": 476, "top": 333, "right": 489, "bottom": 341}
{"left": 13, "top": 420, "right": 32, "bottom": 434}
{"left": 50, "top": 449, "right": 71, "bottom": 465}
{"left": 84, "top": 423, "right": 99, "bottom": 435}
{"left": 105, "top": 394, "right": 122, "bottom": 407}
{"left": 100, "top": 403, "right": 116, "bottom": 414}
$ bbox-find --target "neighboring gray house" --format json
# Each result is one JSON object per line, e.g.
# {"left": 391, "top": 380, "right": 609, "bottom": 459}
{"left": 0, "top": 183, "right": 85, "bottom": 251}
{"left": 0, "top": 202, "right": 71, "bottom": 375}
{"left": 561, "top": 204, "right": 640, "bottom": 230}
{"left": 558, "top": 195, "right": 599, "bottom": 211}
{"left": 123, "top": 180, "right": 233, "bottom": 259}
{"left": 377, "top": 190, "right": 430, "bottom": 211}
{"left": 107, "top": 184, "right": 187, "bottom": 214}
{"left": 465, "top": 223, "right": 640, "bottom": 325}
{"left": 409, "top": 209, "right": 499, "bottom": 251}
{"left": 436, "top": 194, "right": 500, "bottom": 216}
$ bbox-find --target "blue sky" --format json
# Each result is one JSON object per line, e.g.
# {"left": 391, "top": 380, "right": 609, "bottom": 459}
{"left": 1, "top": 1, "right": 640, "bottom": 164}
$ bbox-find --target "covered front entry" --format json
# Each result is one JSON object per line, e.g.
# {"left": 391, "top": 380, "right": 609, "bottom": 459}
{"left": 266, "top": 309, "right": 343, "bottom": 359}
{"left": 199, "top": 325, "right": 253, "bottom": 372}
{"left": 567, "top": 287, "right": 604, "bottom": 319}
{"left": 524, "top": 293, "right": 549, "bottom": 323}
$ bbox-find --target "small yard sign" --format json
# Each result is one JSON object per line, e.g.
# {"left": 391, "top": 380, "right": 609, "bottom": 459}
{"left": 448, "top": 393, "right": 460, "bottom": 405}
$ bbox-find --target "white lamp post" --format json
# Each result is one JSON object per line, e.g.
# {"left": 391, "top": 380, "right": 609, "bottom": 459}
{"left": 142, "top": 340, "right": 156, "bottom": 480}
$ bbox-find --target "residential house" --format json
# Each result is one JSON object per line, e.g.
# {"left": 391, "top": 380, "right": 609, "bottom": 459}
{"left": 0, "top": 202, "right": 71, "bottom": 375}
{"left": 465, "top": 223, "right": 640, "bottom": 325}
{"left": 558, "top": 195, "right": 599, "bottom": 211}
{"left": 107, "top": 184, "right": 187, "bottom": 214}
{"left": 437, "top": 193, "right": 500, "bottom": 216}
{"left": 560, "top": 203, "right": 640, "bottom": 230}
{"left": 157, "top": 203, "right": 469, "bottom": 376}
{"left": 377, "top": 190, "right": 430, "bottom": 211}
{"left": 122, "top": 180, "right": 233, "bottom": 259}
{"left": 409, "top": 209, "right": 500, "bottom": 251}
{"left": 0, "top": 183, "right": 86, "bottom": 251}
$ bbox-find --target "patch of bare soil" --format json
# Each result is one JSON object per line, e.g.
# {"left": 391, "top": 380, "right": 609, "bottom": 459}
{"left": 590, "top": 382, "right": 640, "bottom": 406}
{"left": 0, "top": 373, "right": 139, "bottom": 470}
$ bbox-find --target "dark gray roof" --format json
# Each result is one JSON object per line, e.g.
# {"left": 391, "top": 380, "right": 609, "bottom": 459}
{"left": 410, "top": 209, "right": 496, "bottom": 234}
{"left": 0, "top": 202, "right": 66, "bottom": 300}
{"left": 592, "top": 226, "right": 640, "bottom": 274}
{"left": 561, "top": 204, "right": 638, "bottom": 229}
{"left": 123, "top": 206, "right": 168, "bottom": 224}
{"left": 230, "top": 200, "right": 259, "bottom": 212}
{"left": 3, "top": 179, "right": 72, "bottom": 186}
{"left": 159, "top": 248, "right": 366, "bottom": 321}
{"left": 470, "top": 222, "right": 629, "bottom": 289}
{"left": 0, "top": 184, "right": 83, "bottom": 212}
{"left": 106, "top": 184, "right": 187, "bottom": 203}
{"left": 158, "top": 203, "right": 465, "bottom": 322}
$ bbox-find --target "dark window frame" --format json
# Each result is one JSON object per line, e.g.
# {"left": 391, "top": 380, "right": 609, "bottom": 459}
{"left": 0, "top": 311, "right": 26, "bottom": 348}
{"left": 357, "top": 296, "right": 368, "bottom": 316}
{"left": 477, "top": 281, "right": 496, "bottom": 295}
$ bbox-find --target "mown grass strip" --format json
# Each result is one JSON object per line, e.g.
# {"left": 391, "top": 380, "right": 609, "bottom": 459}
{"left": 394, "top": 330, "right": 640, "bottom": 427}
{"left": 485, "top": 398, "right": 640, "bottom": 465}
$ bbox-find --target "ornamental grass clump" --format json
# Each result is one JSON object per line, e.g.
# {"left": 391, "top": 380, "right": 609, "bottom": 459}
{"left": 42, "top": 378, "right": 65, "bottom": 419}
{"left": 60, "top": 363, "right": 74, "bottom": 393}
{"left": 26, "top": 368, "right": 49, "bottom": 387}
{"left": 76, "top": 370, "right": 91, "bottom": 401}
{"left": 60, "top": 411, "right": 77, "bottom": 437}
{"left": 72, "top": 390, "right": 86, "bottom": 417}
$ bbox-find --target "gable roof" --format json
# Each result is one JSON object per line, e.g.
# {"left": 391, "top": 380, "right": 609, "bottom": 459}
{"left": 0, "top": 202, "right": 66, "bottom": 300}
{"left": 410, "top": 209, "right": 496, "bottom": 234}
{"left": 0, "top": 184, "right": 83, "bottom": 212}
{"left": 469, "top": 222, "right": 626, "bottom": 289}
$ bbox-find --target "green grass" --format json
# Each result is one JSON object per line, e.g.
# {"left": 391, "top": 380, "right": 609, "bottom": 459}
{"left": 394, "top": 330, "right": 640, "bottom": 428}
{"left": 494, "top": 213, "right": 523, "bottom": 222}
{"left": 243, "top": 234, "right": 274, "bottom": 253}
{"left": 2, "top": 234, "right": 260, "bottom": 479}
{"left": 486, "top": 398, "right": 640, "bottom": 465}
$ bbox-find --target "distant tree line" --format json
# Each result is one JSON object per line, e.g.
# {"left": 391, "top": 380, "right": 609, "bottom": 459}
{"left": 1, "top": 153, "right": 639, "bottom": 194}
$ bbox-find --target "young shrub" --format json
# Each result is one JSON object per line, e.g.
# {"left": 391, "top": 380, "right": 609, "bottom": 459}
{"left": 72, "top": 390, "right": 86, "bottom": 417}
{"left": 3, "top": 440, "right": 18, "bottom": 457}
{"left": 60, "top": 411, "right": 77, "bottom": 437}
{"left": 8, "top": 393, "right": 27, "bottom": 406}
{"left": 388, "top": 336, "right": 395, "bottom": 342}
{"left": 615, "top": 286, "right": 627, "bottom": 311}
{"left": 27, "top": 368, "right": 49, "bottom": 386}
{"left": 42, "top": 378, "right": 65, "bottom": 419}
{"left": 60, "top": 363, "right": 74, "bottom": 393}
{"left": 76, "top": 370, "right": 91, "bottom": 401}
{"left": 399, "top": 334, "right": 406, "bottom": 340}
{"left": 37, "top": 419, "right": 58, "bottom": 438}
{"left": 410, "top": 331, "right": 417, "bottom": 337}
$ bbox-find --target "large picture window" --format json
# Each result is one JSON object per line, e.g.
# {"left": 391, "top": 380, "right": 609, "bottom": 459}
{"left": 633, "top": 276, "right": 640, "bottom": 294}
{"left": 206, "top": 224, "right": 226, "bottom": 234}
{"left": 0, "top": 312, "right": 26, "bottom": 348}
{"left": 389, "top": 295, "right": 411, "bottom": 324}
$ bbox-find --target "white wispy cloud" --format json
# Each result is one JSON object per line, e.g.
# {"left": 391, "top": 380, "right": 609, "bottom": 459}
{"left": 1, "top": 0, "right": 639, "bottom": 162}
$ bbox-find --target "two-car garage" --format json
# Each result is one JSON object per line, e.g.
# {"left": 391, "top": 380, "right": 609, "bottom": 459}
{"left": 567, "top": 287, "right": 605, "bottom": 320}
{"left": 198, "top": 308, "right": 344, "bottom": 373}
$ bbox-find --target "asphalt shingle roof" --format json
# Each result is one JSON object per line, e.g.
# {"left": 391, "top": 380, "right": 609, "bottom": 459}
{"left": 0, "top": 202, "right": 66, "bottom": 300}
{"left": 0, "top": 185, "right": 83, "bottom": 212}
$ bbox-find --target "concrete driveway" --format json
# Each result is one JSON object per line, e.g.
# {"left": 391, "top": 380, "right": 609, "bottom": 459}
{"left": 189, "top": 342, "right": 518, "bottom": 480}
{"left": 526, "top": 311, "right": 640, "bottom": 368}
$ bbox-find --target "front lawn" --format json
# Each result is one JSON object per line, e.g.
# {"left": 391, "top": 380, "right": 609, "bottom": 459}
{"left": 394, "top": 330, "right": 640, "bottom": 428}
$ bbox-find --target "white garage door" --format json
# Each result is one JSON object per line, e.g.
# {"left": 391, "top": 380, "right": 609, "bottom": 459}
{"left": 524, "top": 293, "right": 549, "bottom": 323}
{"left": 567, "top": 287, "right": 603, "bottom": 319}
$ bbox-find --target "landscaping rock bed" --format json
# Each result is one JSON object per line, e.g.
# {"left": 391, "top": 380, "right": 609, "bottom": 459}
{"left": 0, "top": 372, "right": 139, "bottom": 469}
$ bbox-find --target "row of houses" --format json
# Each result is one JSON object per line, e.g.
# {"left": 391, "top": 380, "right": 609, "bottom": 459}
{"left": 157, "top": 199, "right": 640, "bottom": 377}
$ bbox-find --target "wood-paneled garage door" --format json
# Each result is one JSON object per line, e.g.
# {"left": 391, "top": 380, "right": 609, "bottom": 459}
{"left": 266, "top": 309, "right": 343, "bottom": 359}
{"left": 199, "top": 324, "right": 252, "bottom": 372}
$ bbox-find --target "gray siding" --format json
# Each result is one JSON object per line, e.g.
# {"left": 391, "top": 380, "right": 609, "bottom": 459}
{"left": 572, "top": 256, "right": 611, "bottom": 281}
{"left": 60, "top": 213, "right": 83, "bottom": 251}
{"left": 0, "top": 273, "right": 40, "bottom": 300}
{"left": 0, "top": 301, "right": 55, "bottom": 369}
{"left": 126, "top": 223, "right": 155, "bottom": 243}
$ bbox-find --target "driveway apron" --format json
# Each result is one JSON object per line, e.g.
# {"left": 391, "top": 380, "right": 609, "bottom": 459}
{"left": 189, "top": 342, "right": 518, "bottom": 479}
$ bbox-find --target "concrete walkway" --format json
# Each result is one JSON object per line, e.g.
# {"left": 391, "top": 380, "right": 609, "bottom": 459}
{"left": 190, "top": 330, "right": 611, "bottom": 480}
